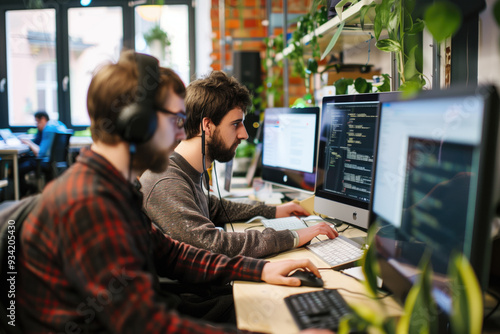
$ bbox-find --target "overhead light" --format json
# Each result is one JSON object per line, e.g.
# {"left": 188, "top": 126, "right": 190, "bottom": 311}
{"left": 80, "top": 0, "right": 92, "bottom": 6}
{"left": 136, "top": 5, "right": 163, "bottom": 22}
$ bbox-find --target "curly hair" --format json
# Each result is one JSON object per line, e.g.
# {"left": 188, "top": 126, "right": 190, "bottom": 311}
{"left": 184, "top": 71, "right": 252, "bottom": 139}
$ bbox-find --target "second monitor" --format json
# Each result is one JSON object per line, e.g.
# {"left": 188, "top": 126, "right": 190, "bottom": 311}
{"left": 261, "top": 107, "right": 320, "bottom": 194}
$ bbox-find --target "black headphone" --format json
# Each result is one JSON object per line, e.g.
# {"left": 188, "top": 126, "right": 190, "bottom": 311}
{"left": 116, "top": 53, "right": 160, "bottom": 144}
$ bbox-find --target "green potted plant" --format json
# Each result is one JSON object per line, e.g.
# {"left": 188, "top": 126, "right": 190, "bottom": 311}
{"left": 338, "top": 225, "right": 484, "bottom": 334}
{"left": 143, "top": 24, "right": 171, "bottom": 60}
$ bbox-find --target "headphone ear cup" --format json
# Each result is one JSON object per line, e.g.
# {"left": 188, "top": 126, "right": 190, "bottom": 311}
{"left": 116, "top": 103, "right": 158, "bottom": 144}
{"left": 116, "top": 53, "right": 159, "bottom": 144}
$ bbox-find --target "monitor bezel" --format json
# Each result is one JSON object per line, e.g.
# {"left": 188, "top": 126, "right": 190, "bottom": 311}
{"left": 368, "top": 85, "right": 500, "bottom": 310}
{"left": 261, "top": 107, "right": 321, "bottom": 194}
{"left": 313, "top": 92, "right": 400, "bottom": 230}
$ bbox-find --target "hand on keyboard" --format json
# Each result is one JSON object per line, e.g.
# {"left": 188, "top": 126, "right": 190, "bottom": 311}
{"left": 295, "top": 222, "right": 339, "bottom": 248}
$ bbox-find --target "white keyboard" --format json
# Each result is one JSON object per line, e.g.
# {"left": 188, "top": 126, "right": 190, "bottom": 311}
{"left": 307, "top": 235, "right": 364, "bottom": 267}
{"left": 261, "top": 216, "right": 308, "bottom": 231}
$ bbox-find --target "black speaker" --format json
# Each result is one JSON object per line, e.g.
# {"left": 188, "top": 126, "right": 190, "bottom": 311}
{"left": 232, "top": 51, "right": 262, "bottom": 95}
{"left": 116, "top": 53, "right": 159, "bottom": 144}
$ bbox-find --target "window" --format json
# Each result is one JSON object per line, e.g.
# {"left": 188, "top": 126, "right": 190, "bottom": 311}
{"left": 135, "top": 4, "right": 191, "bottom": 85}
{"left": 6, "top": 8, "right": 57, "bottom": 126}
{"left": 0, "top": 1, "right": 195, "bottom": 130}
{"left": 36, "top": 62, "right": 58, "bottom": 118}
{"left": 68, "top": 6, "right": 123, "bottom": 126}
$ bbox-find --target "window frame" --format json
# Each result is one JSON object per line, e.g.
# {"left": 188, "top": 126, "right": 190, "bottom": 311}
{"left": 0, "top": 0, "right": 195, "bottom": 132}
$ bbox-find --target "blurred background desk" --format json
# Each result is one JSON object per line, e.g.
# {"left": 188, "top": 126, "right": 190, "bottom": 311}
{"left": 0, "top": 144, "right": 30, "bottom": 200}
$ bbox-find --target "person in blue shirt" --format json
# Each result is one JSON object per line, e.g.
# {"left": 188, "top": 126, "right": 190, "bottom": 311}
{"left": 18, "top": 111, "right": 68, "bottom": 196}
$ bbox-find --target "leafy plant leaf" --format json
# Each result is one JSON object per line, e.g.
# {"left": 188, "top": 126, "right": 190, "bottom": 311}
{"left": 376, "top": 38, "right": 401, "bottom": 52}
{"left": 403, "top": 44, "right": 418, "bottom": 81}
{"left": 361, "top": 224, "right": 380, "bottom": 298}
{"left": 373, "top": 6, "right": 383, "bottom": 40}
{"left": 424, "top": 1, "right": 462, "bottom": 42}
{"left": 359, "top": 3, "right": 376, "bottom": 30}
{"left": 399, "top": 79, "right": 423, "bottom": 98}
{"left": 334, "top": 0, "right": 355, "bottom": 21}
{"left": 376, "top": 74, "right": 391, "bottom": 92}
{"left": 403, "top": 10, "right": 413, "bottom": 34}
{"left": 396, "top": 253, "right": 438, "bottom": 334}
{"left": 321, "top": 21, "right": 345, "bottom": 60}
{"left": 334, "top": 78, "right": 353, "bottom": 95}
{"left": 494, "top": 0, "right": 500, "bottom": 27}
{"left": 354, "top": 77, "right": 373, "bottom": 93}
{"left": 407, "top": 18, "right": 425, "bottom": 35}
{"left": 449, "top": 253, "right": 483, "bottom": 334}
{"left": 404, "top": 0, "right": 416, "bottom": 14}
{"left": 348, "top": 303, "right": 384, "bottom": 328}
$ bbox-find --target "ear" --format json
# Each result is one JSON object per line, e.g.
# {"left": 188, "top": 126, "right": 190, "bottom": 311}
{"left": 203, "top": 118, "right": 212, "bottom": 137}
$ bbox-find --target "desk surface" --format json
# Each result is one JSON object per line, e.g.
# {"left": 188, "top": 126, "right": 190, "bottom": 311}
{"left": 230, "top": 221, "right": 402, "bottom": 333}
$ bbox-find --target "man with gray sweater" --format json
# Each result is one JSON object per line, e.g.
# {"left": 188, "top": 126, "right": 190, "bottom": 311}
{"left": 140, "top": 71, "right": 337, "bottom": 258}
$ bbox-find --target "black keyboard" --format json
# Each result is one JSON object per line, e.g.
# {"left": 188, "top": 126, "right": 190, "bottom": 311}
{"left": 284, "top": 289, "right": 351, "bottom": 331}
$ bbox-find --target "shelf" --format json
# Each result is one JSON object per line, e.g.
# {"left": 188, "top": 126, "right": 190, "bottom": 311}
{"left": 275, "top": 0, "right": 375, "bottom": 62}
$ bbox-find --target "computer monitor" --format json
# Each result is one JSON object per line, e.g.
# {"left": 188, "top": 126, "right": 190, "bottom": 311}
{"left": 261, "top": 107, "right": 320, "bottom": 193}
{"left": 314, "top": 92, "right": 399, "bottom": 230}
{"left": 369, "top": 86, "right": 500, "bottom": 314}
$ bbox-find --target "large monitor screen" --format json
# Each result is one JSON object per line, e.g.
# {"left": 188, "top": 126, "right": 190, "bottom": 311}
{"left": 314, "top": 92, "right": 399, "bottom": 229}
{"left": 261, "top": 107, "right": 320, "bottom": 193}
{"left": 370, "top": 86, "right": 499, "bottom": 314}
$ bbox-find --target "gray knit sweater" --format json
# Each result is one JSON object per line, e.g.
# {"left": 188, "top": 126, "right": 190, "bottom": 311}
{"left": 139, "top": 152, "right": 295, "bottom": 258}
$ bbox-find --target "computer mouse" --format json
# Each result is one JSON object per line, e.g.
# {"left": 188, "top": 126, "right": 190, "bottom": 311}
{"left": 289, "top": 270, "right": 324, "bottom": 287}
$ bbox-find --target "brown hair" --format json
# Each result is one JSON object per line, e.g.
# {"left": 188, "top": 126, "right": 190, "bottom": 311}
{"left": 184, "top": 71, "right": 252, "bottom": 139}
{"left": 86, "top": 50, "right": 186, "bottom": 144}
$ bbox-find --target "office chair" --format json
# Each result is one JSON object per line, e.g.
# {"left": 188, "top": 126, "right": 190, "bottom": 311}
{"left": 36, "top": 131, "right": 73, "bottom": 192}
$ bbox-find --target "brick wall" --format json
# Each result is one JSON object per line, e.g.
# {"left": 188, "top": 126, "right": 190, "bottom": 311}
{"left": 210, "top": 0, "right": 312, "bottom": 107}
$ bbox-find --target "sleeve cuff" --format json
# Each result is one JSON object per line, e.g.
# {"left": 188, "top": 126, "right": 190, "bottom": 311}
{"left": 291, "top": 230, "right": 299, "bottom": 248}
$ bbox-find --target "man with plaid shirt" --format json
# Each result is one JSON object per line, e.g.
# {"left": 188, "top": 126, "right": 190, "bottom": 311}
{"left": 16, "top": 51, "right": 332, "bottom": 334}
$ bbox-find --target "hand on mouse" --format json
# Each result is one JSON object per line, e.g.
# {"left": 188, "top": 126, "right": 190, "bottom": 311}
{"left": 260, "top": 259, "right": 321, "bottom": 287}
{"left": 295, "top": 222, "right": 339, "bottom": 247}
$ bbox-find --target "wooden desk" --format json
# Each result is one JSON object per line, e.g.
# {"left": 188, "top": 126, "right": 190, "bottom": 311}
{"left": 230, "top": 221, "right": 402, "bottom": 333}
{"left": 0, "top": 145, "right": 30, "bottom": 200}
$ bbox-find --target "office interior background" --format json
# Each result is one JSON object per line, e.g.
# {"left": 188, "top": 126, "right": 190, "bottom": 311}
{"left": 0, "top": 0, "right": 500, "bottom": 332}
{"left": 0, "top": 0, "right": 498, "bottom": 130}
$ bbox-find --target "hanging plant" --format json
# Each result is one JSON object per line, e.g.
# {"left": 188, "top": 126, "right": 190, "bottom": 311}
{"left": 143, "top": 24, "right": 171, "bottom": 50}
{"left": 357, "top": 0, "right": 462, "bottom": 95}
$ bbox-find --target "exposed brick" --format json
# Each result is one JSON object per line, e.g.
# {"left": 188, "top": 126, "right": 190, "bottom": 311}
{"left": 226, "top": 19, "right": 240, "bottom": 29}
{"left": 244, "top": 19, "right": 259, "bottom": 28}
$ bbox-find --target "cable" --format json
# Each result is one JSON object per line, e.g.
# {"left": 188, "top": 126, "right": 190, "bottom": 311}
{"left": 337, "top": 225, "right": 351, "bottom": 233}
{"left": 336, "top": 287, "right": 392, "bottom": 300}
{"left": 213, "top": 162, "right": 234, "bottom": 232}
{"left": 128, "top": 143, "right": 136, "bottom": 183}
{"left": 244, "top": 225, "right": 264, "bottom": 231}
{"left": 315, "top": 268, "right": 392, "bottom": 299}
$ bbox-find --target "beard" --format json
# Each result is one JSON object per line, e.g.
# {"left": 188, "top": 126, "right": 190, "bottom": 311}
{"left": 207, "top": 128, "right": 240, "bottom": 163}
{"left": 132, "top": 140, "right": 171, "bottom": 174}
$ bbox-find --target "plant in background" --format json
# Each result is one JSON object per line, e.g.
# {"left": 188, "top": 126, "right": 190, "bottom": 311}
{"left": 261, "top": 34, "right": 285, "bottom": 108}
{"left": 357, "top": 0, "right": 461, "bottom": 95}
{"left": 284, "top": 3, "right": 329, "bottom": 100}
{"left": 337, "top": 224, "right": 484, "bottom": 334}
{"left": 143, "top": 24, "right": 171, "bottom": 50}
{"left": 334, "top": 74, "right": 390, "bottom": 95}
